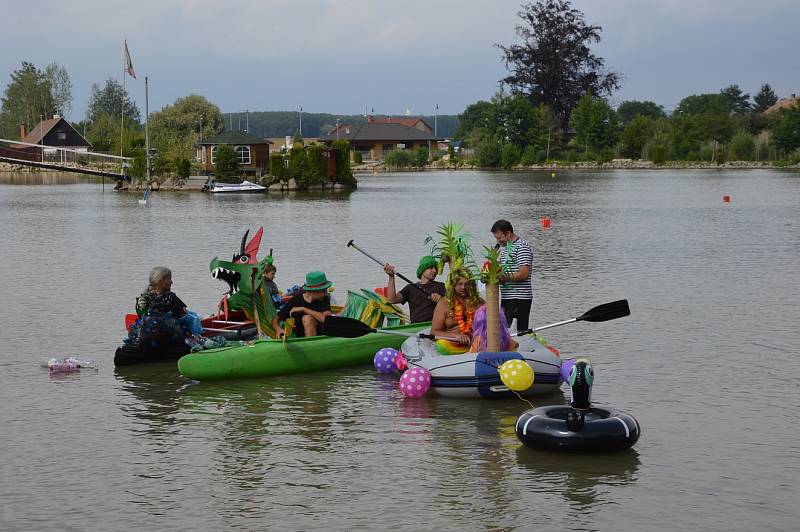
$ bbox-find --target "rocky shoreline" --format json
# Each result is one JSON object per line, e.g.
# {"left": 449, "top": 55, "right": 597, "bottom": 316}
{"left": 3, "top": 159, "right": 797, "bottom": 190}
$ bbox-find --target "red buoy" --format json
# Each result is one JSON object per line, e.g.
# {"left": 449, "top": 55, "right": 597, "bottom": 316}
{"left": 541, "top": 217, "right": 551, "bottom": 228}
{"left": 723, "top": 195, "right": 731, "bottom": 203}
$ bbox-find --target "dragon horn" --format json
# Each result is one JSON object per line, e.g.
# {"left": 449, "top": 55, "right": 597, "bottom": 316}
{"left": 240, "top": 229, "right": 250, "bottom": 256}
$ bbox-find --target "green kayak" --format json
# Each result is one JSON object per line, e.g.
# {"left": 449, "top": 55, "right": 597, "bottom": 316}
{"left": 177, "top": 322, "right": 429, "bottom": 381}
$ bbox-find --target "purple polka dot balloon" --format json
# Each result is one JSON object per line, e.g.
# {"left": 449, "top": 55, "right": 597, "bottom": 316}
{"left": 399, "top": 367, "right": 431, "bottom": 398}
{"left": 374, "top": 347, "right": 399, "bottom": 373}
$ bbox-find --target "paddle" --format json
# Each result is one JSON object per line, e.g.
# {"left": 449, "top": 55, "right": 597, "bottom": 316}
{"left": 347, "top": 240, "right": 435, "bottom": 301}
{"left": 513, "top": 299, "right": 630, "bottom": 337}
{"left": 322, "top": 315, "right": 458, "bottom": 341}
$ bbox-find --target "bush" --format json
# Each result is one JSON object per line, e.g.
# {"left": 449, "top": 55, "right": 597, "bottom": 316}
{"left": 173, "top": 158, "right": 190, "bottom": 178}
{"left": 331, "top": 140, "right": 355, "bottom": 186}
{"left": 270, "top": 153, "right": 287, "bottom": 179}
{"left": 414, "top": 146, "right": 429, "bottom": 167}
{"left": 520, "top": 146, "right": 539, "bottom": 166}
{"left": 353, "top": 151, "right": 363, "bottom": 164}
{"left": 301, "top": 143, "right": 325, "bottom": 185}
{"left": 384, "top": 149, "right": 414, "bottom": 168}
{"left": 651, "top": 145, "right": 666, "bottom": 165}
{"left": 214, "top": 144, "right": 240, "bottom": 182}
{"left": 728, "top": 131, "right": 755, "bottom": 161}
{"left": 501, "top": 143, "right": 521, "bottom": 168}
{"left": 129, "top": 148, "right": 146, "bottom": 179}
{"left": 475, "top": 139, "right": 502, "bottom": 167}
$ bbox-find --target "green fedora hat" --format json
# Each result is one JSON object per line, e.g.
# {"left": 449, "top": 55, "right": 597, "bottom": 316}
{"left": 303, "top": 271, "right": 332, "bottom": 291}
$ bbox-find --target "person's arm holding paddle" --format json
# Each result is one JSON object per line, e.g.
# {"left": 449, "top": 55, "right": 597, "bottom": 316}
{"left": 383, "top": 263, "right": 405, "bottom": 304}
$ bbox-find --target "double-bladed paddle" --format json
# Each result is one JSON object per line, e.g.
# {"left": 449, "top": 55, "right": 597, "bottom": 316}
{"left": 322, "top": 315, "right": 458, "bottom": 341}
{"left": 323, "top": 299, "right": 629, "bottom": 342}
{"left": 513, "top": 299, "right": 630, "bottom": 337}
{"left": 347, "top": 239, "right": 435, "bottom": 301}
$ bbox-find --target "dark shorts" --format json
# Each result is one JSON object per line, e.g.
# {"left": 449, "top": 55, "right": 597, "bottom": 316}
{"left": 501, "top": 298, "right": 532, "bottom": 332}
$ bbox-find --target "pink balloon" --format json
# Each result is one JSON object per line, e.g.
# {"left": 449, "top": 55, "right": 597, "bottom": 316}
{"left": 395, "top": 352, "right": 408, "bottom": 371}
{"left": 398, "top": 367, "right": 431, "bottom": 398}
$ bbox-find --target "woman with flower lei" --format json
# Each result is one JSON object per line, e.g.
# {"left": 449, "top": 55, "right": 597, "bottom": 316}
{"left": 430, "top": 267, "right": 484, "bottom": 354}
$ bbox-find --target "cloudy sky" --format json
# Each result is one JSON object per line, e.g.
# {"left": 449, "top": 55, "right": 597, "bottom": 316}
{"left": 2, "top": 0, "right": 798, "bottom": 120}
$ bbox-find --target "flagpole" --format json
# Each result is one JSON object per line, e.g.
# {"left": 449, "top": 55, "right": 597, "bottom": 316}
{"left": 121, "top": 40, "right": 125, "bottom": 177}
{"left": 145, "top": 76, "right": 150, "bottom": 182}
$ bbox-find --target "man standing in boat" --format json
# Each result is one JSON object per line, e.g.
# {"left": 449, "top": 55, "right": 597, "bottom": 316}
{"left": 273, "top": 271, "right": 333, "bottom": 338}
{"left": 491, "top": 219, "right": 534, "bottom": 333}
{"left": 383, "top": 256, "right": 445, "bottom": 323}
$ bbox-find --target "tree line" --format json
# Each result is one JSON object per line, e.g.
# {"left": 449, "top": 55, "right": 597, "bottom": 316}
{"left": 453, "top": 0, "right": 800, "bottom": 167}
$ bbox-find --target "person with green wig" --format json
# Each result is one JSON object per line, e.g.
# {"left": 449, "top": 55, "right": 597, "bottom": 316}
{"left": 383, "top": 256, "right": 445, "bottom": 323}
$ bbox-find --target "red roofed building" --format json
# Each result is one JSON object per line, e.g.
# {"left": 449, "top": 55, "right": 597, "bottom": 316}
{"left": 321, "top": 116, "right": 440, "bottom": 161}
{"left": 763, "top": 93, "right": 800, "bottom": 115}
{"left": 19, "top": 115, "right": 93, "bottom": 152}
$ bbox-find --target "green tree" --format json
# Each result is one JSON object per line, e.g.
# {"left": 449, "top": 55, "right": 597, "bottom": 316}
{"left": 617, "top": 100, "right": 665, "bottom": 124}
{"left": 771, "top": 103, "right": 800, "bottom": 155}
{"left": 569, "top": 93, "right": 619, "bottom": 153}
{"left": 673, "top": 93, "right": 732, "bottom": 116}
{"left": 87, "top": 78, "right": 140, "bottom": 123}
{"left": 0, "top": 61, "right": 57, "bottom": 139}
{"left": 44, "top": 63, "right": 72, "bottom": 117}
{"left": 497, "top": 0, "right": 620, "bottom": 129}
{"left": 753, "top": 83, "right": 779, "bottom": 113}
{"left": 214, "top": 144, "right": 239, "bottom": 182}
{"left": 619, "top": 115, "right": 653, "bottom": 158}
{"left": 455, "top": 100, "right": 495, "bottom": 139}
{"left": 149, "top": 94, "right": 224, "bottom": 161}
{"left": 720, "top": 84, "right": 752, "bottom": 114}
{"left": 728, "top": 131, "right": 755, "bottom": 161}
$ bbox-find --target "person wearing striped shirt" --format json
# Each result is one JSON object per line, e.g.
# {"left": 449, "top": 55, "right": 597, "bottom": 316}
{"left": 491, "top": 219, "right": 533, "bottom": 332}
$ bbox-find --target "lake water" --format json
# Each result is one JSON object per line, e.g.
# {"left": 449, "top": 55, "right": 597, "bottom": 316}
{"left": 1, "top": 169, "right": 798, "bottom": 531}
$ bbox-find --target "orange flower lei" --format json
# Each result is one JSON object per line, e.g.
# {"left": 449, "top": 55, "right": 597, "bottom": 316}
{"left": 453, "top": 301, "right": 476, "bottom": 334}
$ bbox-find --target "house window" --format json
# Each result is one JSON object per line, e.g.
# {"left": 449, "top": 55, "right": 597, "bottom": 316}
{"left": 210, "top": 145, "right": 217, "bottom": 164}
{"left": 236, "top": 145, "right": 251, "bottom": 165}
{"left": 382, "top": 143, "right": 394, "bottom": 152}
{"left": 57, "top": 132, "right": 67, "bottom": 141}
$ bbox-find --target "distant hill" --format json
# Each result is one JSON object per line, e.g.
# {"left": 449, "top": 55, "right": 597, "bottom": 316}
{"left": 223, "top": 111, "right": 460, "bottom": 139}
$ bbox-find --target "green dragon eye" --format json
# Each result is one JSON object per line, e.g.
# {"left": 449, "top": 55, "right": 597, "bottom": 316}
{"left": 585, "top": 365, "right": 594, "bottom": 386}
{"left": 568, "top": 365, "right": 578, "bottom": 386}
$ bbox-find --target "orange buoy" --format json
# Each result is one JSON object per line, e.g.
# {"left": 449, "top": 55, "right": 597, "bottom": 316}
{"left": 723, "top": 195, "right": 731, "bottom": 203}
{"left": 541, "top": 217, "right": 551, "bottom": 228}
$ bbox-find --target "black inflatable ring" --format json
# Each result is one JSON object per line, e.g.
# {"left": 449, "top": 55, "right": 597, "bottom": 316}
{"left": 516, "top": 406, "right": 641, "bottom": 453}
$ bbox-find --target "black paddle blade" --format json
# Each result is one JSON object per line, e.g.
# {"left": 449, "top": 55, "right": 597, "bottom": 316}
{"left": 322, "top": 315, "right": 376, "bottom": 338}
{"left": 577, "top": 299, "right": 630, "bottom": 323}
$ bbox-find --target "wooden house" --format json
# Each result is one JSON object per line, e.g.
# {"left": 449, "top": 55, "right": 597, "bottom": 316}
{"left": 196, "top": 131, "right": 272, "bottom": 176}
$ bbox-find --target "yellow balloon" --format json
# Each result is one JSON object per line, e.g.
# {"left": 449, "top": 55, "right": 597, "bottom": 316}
{"left": 498, "top": 359, "right": 534, "bottom": 391}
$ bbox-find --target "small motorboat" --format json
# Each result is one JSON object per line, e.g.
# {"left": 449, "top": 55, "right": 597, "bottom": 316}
{"left": 399, "top": 333, "right": 563, "bottom": 398}
{"left": 208, "top": 180, "right": 265, "bottom": 193}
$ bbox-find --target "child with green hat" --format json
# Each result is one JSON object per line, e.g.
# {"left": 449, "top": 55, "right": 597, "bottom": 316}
{"left": 273, "top": 271, "right": 333, "bottom": 338}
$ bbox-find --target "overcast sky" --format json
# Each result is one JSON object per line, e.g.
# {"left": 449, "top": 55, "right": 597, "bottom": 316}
{"left": 2, "top": 0, "right": 798, "bottom": 121}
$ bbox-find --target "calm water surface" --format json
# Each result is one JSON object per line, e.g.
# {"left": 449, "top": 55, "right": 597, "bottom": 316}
{"left": 1, "top": 169, "right": 798, "bottom": 530}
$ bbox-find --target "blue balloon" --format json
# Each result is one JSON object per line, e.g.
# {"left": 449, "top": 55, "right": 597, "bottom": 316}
{"left": 373, "top": 347, "right": 399, "bottom": 373}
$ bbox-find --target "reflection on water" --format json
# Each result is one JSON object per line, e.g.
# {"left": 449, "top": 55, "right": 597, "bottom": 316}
{"left": 3, "top": 169, "right": 800, "bottom": 530}
{"left": 516, "top": 447, "right": 641, "bottom": 509}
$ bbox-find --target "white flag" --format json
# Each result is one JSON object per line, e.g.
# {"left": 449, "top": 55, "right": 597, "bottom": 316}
{"left": 124, "top": 40, "right": 136, "bottom": 79}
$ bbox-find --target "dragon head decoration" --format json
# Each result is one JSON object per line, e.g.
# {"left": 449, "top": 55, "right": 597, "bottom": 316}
{"left": 210, "top": 228, "right": 272, "bottom": 300}
{"left": 210, "top": 227, "right": 277, "bottom": 337}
